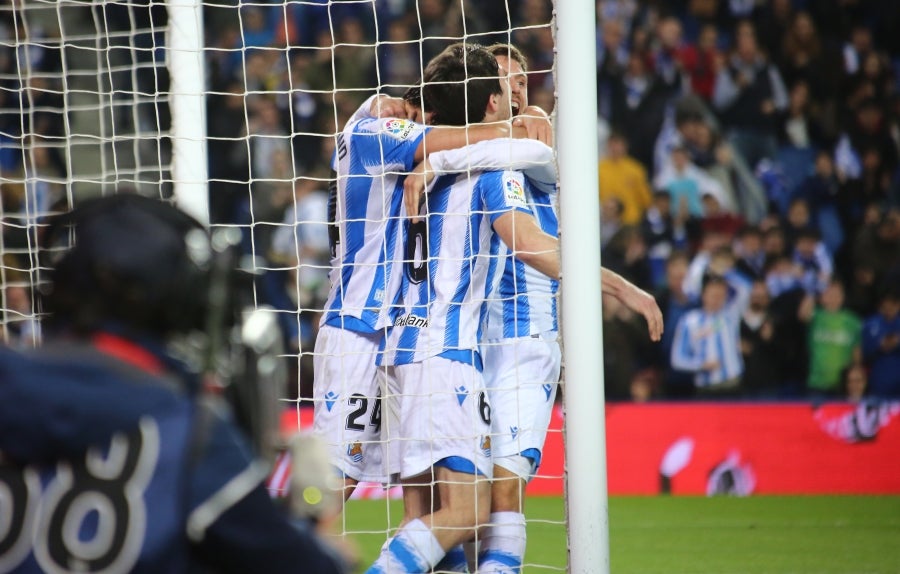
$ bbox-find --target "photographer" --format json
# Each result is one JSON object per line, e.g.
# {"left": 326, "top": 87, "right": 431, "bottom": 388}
{"left": 0, "top": 193, "right": 345, "bottom": 573}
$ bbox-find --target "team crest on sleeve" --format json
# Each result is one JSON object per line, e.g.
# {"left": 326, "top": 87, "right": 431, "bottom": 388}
{"left": 503, "top": 174, "right": 527, "bottom": 207}
{"left": 382, "top": 118, "right": 416, "bottom": 140}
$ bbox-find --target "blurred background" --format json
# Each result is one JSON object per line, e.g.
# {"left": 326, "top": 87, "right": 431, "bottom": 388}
{"left": 2, "top": 0, "right": 900, "bottom": 402}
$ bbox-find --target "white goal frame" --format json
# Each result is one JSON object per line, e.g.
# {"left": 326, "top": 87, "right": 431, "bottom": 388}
{"left": 554, "top": 0, "right": 610, "bottom": 572}
{"left": 161, "top": 0, "right": 611, "bottom": 572}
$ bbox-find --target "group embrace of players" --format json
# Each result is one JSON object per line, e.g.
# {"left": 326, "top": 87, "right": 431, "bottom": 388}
{"left": 0, "top": 36, "right": 662, "bottom": 574}
{"left": 310, "top": 42, "right": 663, "bottom": 574}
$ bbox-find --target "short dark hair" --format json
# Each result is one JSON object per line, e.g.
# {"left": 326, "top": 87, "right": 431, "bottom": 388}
{"left": 422, "top": 43, "right": 502, "bottom": 126}
{"left": 486, "top": 43, "right": 529, "bottom": 73}
{"left": 737, "top": 224, "right": 761, "bottom": 239}
{"left": 701, "top": 273, "right": 729, "bottom": 292}
{"left": 402, "top": 85, "right": 432, "bottom": 113}
{"left": 795, "top": 228, "right": 821, "bottom": 243}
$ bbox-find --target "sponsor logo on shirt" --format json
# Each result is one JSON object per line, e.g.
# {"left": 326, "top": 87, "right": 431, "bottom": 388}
{"left": 383, "top": 118, "right": 416, "bottom": 140}
{"left": 394, "top": 313, "right": 429, "bottom": 328}
{"left": 503, "top": 176, "right": 527, "bottom": 207}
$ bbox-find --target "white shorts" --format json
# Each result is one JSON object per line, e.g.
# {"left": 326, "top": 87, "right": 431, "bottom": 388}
{"left": 481, "top": 332, "right": 561, "bottom": 480}
{"left": 382, "top": 357, "right": 493, "bottom": 480}
{"left": 312, "top": 324, "right": 386, "bottom": 482}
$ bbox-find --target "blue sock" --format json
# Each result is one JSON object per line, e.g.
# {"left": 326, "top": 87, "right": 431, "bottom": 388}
{"left": 433, "top": 544, "right": 468, "bottom": 572}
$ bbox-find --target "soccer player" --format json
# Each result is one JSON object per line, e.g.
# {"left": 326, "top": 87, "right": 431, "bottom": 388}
{"left": 313, "top": 49, "right": 553, "bottom": 502}
{"left": 402, "top": 44, "right": 664, "bottom": 573}
{"left": 0, "top": 194, "right": 345, "bottom": 574}
{"left": 365, "top": 45, "right": 564, "bottom": 574}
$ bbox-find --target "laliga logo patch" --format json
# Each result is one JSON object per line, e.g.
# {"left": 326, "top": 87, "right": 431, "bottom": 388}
{"left": 504, "top": 177, "right": 526, "bottom": 206}
{"left": 383, "top": 118, "right": 416, "bottom": 140}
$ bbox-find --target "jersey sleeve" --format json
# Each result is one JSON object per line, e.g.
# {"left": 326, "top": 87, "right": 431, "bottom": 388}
{"left": 428, "top": 139, "right": 557, "bottom": 194}
{"left": 349, "top": 117, "right": 430, "bottom": 171}
{"left": 345, "top": 93, "right": 379, "bottom": 124}
{"left": 478, "top": 170, "right": 534, "bottom": 224}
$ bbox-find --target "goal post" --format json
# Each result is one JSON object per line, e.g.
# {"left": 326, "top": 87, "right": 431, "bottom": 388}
{"left": 555, "top": 0, "right": 611, "bottom": 572}
{"left": 167, "top": 0, "right": 209, "bottom": 226}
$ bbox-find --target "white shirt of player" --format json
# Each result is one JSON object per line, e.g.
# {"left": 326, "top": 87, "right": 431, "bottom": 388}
{"left": 322, "top": 116, "right": 430, "bottom": 333}
{"left": 380, "top": 170, "right": 534, "bottom": 369}
{"left": 425, "top": 138, "right": 559, "bottom": 339}
{"left": 482, "top": 181, "right": 559, "bottom": 340}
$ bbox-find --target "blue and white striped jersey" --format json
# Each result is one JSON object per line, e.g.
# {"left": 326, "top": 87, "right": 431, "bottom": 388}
{"left": 670, "top": 271, "right": 751, "bottom": 387}
{"left": 482, "top": 181, "right": 559, "bottom": 339}
{"left": 380, "top": 170, "right": 533, "bottom": 368}
{"left": 322, "top": 116, "right": 430, "bottom": 333}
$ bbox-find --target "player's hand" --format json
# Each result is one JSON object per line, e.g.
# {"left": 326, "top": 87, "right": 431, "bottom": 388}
{"left": 371, "top": 95, "right": 412, "bottom": 119}
{"left": 617, "top": 282, "right": 664, "bottom": 342}
{"left": 513, "top": 105, "right": 553, "bottom": 146}
{"left": 405, "top": 159, "right": 434, "bottom": 223}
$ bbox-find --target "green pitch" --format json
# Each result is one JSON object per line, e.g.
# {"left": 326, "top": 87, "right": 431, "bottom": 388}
{"left": 342, "top": 495, "right": 900, "bottom": 573}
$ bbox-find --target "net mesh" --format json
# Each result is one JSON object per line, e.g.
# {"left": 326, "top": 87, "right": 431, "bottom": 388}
{"left": 0, "top": 0, "right": 564, "bottom": 570}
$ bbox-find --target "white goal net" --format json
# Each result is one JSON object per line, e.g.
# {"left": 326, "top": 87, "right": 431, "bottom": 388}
{"left": 0, "top": 0, "right": 572, "bottom": 571}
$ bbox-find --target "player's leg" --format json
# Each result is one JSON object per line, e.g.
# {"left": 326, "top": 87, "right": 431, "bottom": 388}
{"left": 312, "top": 324, "right": 386, "bottom": 500}
{"left": 427, "top": 466, "right": 492, "bottom": 548}
{"left": 368, "top": 468, "right": 491, "bottom": 574}
{"left": 479, "top": 334, "right": 561, "bottom": 573}
{"left": 403, "top": 358, "right": 492, "bottom": 549}
{"left": 366, "top": 358, "right": 492, "bottom": 573}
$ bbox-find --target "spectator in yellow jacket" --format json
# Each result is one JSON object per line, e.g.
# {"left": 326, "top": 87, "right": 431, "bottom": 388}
{"left": 599, "top": 131, "right": 653, "bottom": 225}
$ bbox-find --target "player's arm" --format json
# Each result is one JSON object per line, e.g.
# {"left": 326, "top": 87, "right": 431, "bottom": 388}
{"left": 348, "top": 95, "right": 548, "bottom": 161}
{"left": 368, "top": 94, "right": 416, "bottom": 120}
{"left": 415, "top": 121, "right": 536, "bottom": 162}
{"left": 490, "top": 196, "right": 664, "bottom": 344}
{"left": 492, "top": 209, "right": 560, "bottom": 280}
{"left": 600, "top": 267, "right": 664, "bottom": 341}
{"left": 427, "top": 138, "right": 556, "bottom": 189}
{"left": 513, "top": 104, "right": 553, "bottom": 146}
{"left": 405, "top": 140, "right": 555, "bottom": 223}
{"left": 344, "top": 93, "right": 419, "bottom": 125}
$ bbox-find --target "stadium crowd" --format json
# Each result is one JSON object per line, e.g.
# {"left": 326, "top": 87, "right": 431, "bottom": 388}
{"left": 3, "top": 0, "right": 900, "bottom": 404}
{"left": 199, "top": 0, "right": 900, "bottom": 403}
{"left": 592, "top": 0, "right": 900, "bottom": 403}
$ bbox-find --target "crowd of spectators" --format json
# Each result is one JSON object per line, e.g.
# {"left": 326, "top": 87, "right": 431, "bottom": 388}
{"left": 596, "top": 0, "right": 900, "bottom": 403}
{"left": 202, "top": 0, "right": 900, "bottom": 404}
